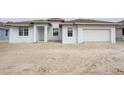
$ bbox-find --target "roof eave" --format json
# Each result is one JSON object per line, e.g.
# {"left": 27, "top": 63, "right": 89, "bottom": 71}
{"left": 5, "top": 24, "right": 32, "bottom": 27}
{"left": 75, "top": 23, "right": 118, "bottom": 26}
{"left": 5, "top": 22, "right": 51, "bottom": 27}
{"left": 60, "top": 22, "right": 118, "bottom": 26}
{"left": 31, "top": 22, "right": 51, "bottom": 26}
{"left": 60, "top": 23, "right": 74, "bottom": 25}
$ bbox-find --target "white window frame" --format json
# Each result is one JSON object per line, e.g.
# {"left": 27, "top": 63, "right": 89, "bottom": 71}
{"left": 67, "top": 27, "right": 73, "bottom": 37}
{"left": 53, "top": 28, "right": 59, "bottom": 36}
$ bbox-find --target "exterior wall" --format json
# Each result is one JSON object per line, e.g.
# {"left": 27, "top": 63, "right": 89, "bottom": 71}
{"left": 62, "top": 25, "right": 77, "bottom": 44}
{"left": 0, "top": 29, "right": 9, "bottom": 40}
{"left": 62, "top": 25, "right": 116, "bottom": 44}
{"left": 48, "top": 22, "right": 62, "bottom": 41}
{"left": 116, "top": 28, "right": 124, "bottom": 40}
{"left": 9, "top": 26, "right": 34, "bottom": 43}
{"left": 116, "top": 28, "right": 122, "bottom": 39}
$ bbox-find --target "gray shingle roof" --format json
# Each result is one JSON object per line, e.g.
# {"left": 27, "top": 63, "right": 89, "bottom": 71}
{"left": 118, "top": 20, "right": 124, "bottom": 23}
{"left": 5, "top": 18, "right": 118, "bottom": 27}
{"left": 5, "top": 20, "right": 51, "bottom": 27}
{"left": 64, "top": 19, "right": 114, "bottom": 23}
{"left": 47, "top": 18, "right": 64, "bottom": 22}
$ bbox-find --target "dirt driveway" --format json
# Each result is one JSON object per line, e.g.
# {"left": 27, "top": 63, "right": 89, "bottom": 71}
{"left": 0, "top": 41, "right": 124, "bottom": 75}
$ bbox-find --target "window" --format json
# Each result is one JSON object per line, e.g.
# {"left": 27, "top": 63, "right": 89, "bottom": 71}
{"left": 67, "top": 28, "right": 73, "bottom": 37}
{"left": 5, "top": 29, "right": 9, "bottom": 36}
{"left": 19, "top": 27, "right": 29, "bottom": 36}
{"left": 122, "top": 28, "right": 124, "bottom": 35}
{"left": 24, "top": 28, "right": 29, "bottom": 36}
{"left": 19, "top": 27, "right": 23, "bottom": 36}
{"left": 53, "top": 28, "right": 59, "bottom": 36}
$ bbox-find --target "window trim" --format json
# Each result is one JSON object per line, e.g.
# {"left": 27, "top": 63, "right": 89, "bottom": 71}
{"left": 67, "top": 27, "right": 73, "bottom": 37}
{"left": 53, "top": 28, "right": 59, "bottom": 36}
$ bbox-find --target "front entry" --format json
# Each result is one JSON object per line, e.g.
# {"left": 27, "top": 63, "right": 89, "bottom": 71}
{"left": 37, "top": 26, "right": 45, "bottom": 42}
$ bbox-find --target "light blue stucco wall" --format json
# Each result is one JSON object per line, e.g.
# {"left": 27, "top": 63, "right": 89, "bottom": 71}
{"left": 0, "top": 28, "right": 9, "bottom": 40}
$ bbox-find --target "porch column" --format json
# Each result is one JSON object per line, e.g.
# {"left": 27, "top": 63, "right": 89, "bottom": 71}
{"left": 44, "top": 25, "right": 48, "bottom": 42}
{"left": 33, "top": 25, "right": 37, "bottom": 42}
{"left": 111, "top": 27, "right": 116, "bottom": 44}
{"left": 77, "top": 25, "right": 83, "bottom": 43}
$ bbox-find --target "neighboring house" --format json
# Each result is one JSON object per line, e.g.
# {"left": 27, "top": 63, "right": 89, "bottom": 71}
{"left": 4, "top": 18, "right": 119, "bottom": 44}
{"left": 0, "top": 23, "right": 9, "bottom": 40}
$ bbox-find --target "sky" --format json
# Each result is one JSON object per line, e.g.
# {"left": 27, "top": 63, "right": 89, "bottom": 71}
{"left": 0, "top": 18, "right": 124, "bottom": 22}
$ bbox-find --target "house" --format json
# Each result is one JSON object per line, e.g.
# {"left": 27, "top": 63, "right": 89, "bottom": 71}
{"left": 0, "top": 22, "right": 9, "bottom": 40}
{"left": 5, "top": 18, "right": 119, "bottom": 44}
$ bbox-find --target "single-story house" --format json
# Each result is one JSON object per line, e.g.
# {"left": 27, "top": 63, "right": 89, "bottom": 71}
{"left": 0, "top": 22, "right": 9, "bottom": 40}
{"left": 4, "top": 18, "right": 123, "bottom": 44}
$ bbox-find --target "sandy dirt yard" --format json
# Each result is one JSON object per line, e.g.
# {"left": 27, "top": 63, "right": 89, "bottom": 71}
{"left": 0, "top": 41, "right": 124, "bottom": 75}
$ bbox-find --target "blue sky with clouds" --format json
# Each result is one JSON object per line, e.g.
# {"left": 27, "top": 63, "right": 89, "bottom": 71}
{"left": 0, "top": 18, "right": 124, "bottom": 22}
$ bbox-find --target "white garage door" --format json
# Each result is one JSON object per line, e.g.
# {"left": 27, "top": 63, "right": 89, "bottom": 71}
{"left": 83, "top": 29, "right": 111, "bottom": 42}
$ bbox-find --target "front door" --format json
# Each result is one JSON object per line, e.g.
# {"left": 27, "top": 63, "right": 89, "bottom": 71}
{"left": 37, "top": 26, "right": 44, "bottom": 41}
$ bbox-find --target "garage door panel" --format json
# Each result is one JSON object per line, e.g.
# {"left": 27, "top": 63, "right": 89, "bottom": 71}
{"left": 83, "top": 29, "right": 110, "bottom": 42}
